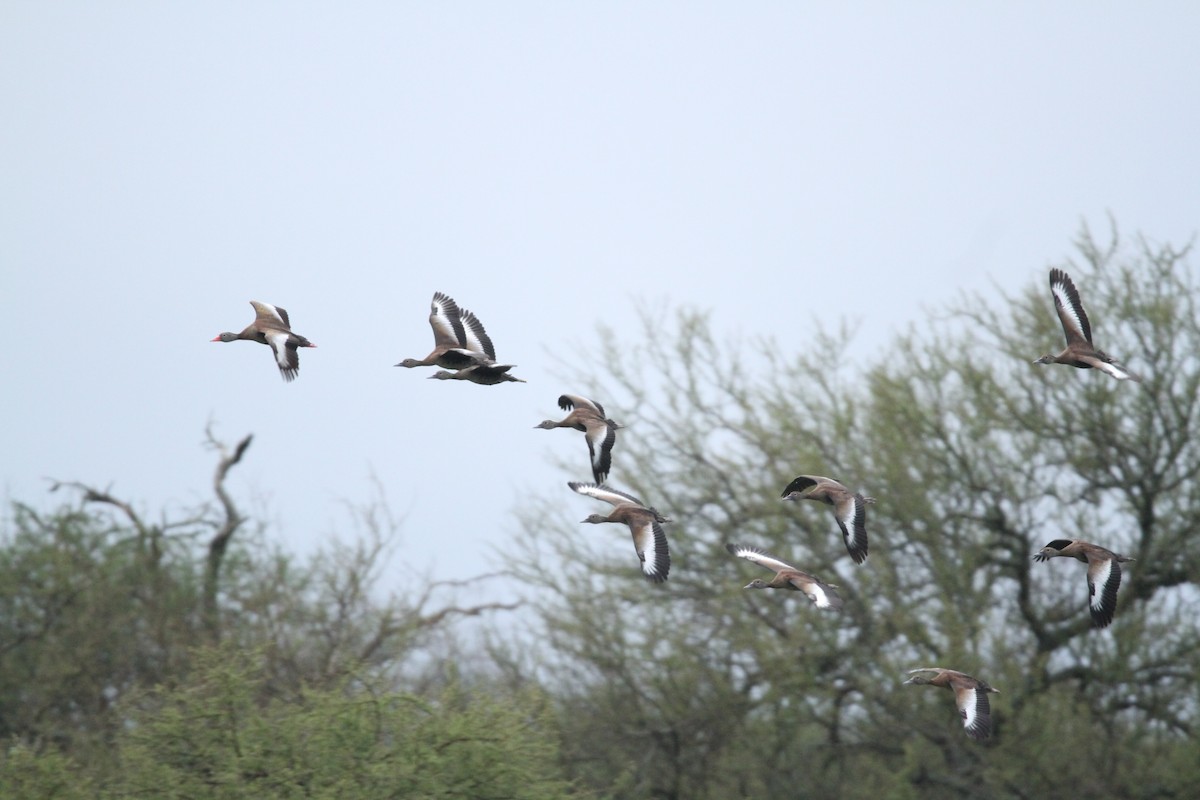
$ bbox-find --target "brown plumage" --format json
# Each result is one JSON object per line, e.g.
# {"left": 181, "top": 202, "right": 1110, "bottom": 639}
{"left": 781, "top": 475, "right": 873, "bottom": 564}
{"left": 395, "top": 291, "right": 494, "bottom": 370}
{"left": 428, "top": 363, "right": 526, "bottom": 384}
{"left": 1032, "top": 268, "right": 1142, "bottom": 382}
{"left": 725, "top": 543, "right": 842, "bottom": 609}
{"left": 570, "top": 482, "right": 670, "bottom": 583}
{"left": 212, "top": 300, "right": 316, "bottom": 382}
{"left": 1033, "top": 538, "right": 1134, "bottom": 628}
{"left": 535, "top": 394, "right": 620, "bottom": 483}
{"left": 904, "top": 668, "right": 999, "bottom": 741}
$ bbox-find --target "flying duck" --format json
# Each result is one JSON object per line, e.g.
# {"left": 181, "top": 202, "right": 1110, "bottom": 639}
{"left": 1033, "top": 539, "right": 1134, "bottom": 628}
{"left": 212, "top": 301, "right": 316, "bottom": 382}
{"left": 904, "top": 668, "right": 999, "bottom": 741}
{"left": 395, "top": 291, "right": 494, "bottom": 371}
{"left": 535, "top": 394, "right": 620, "bottom": 484}
{"left": 428, "top": 363, "right": 526, "bottom": 384}
{"left": 569, "top": 482, "right": 670, "bottom": 583}
{"left": 725, "top": 543, "right": 842, "bottom": 609}
{"left": 781, "top": 475, "right": 874, "bottom": 564}
{"left": 1032, "top": 268, "right": 1142, "bottom": 382}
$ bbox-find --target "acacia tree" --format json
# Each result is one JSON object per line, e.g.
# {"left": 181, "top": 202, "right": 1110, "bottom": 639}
{"left": 507, "top": 226, "right": 1200, "bottom": 799}
{"left": 0, "top": 428, "right": 519, "bottom": 773}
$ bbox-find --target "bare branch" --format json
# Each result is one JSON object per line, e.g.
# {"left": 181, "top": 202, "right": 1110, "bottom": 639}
{"left": 415, "top": 600, "right": 524, "bottom": 630}
{"left": 202, "top": 427, "right": 254, "bottom": 642}
{"left": 47, "top": 479, "right": 149, "bottom": 539}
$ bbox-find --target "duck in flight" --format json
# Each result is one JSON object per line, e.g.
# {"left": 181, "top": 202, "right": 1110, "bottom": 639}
{"left": 725, "top": 543, "right": 842, "bottom": 609}
{"left": 535, "top": 394, "right": 620, "bottom": 484}
{"left": 781, "top": 475, "right": 873, "bottom": 564}
{"left": 1032, "top": 268, "right": 1142, "bottom": 382}
{"left": 1033, "top": 538, "right": 1134, "bottom": 628}
{"left": 569, "top": 482, "right": 670, "bottom": 583}
{"left": 395, "top": 291, "right": 495, "bottom": 371}
{"left": 428, "top": 363, "right": 526, "bottom": 384}
{"left": 904, "top": 668, "right": 999, "bottom": 741}
{"left": 212, "top": 301, "right": 316, "bottom": 382}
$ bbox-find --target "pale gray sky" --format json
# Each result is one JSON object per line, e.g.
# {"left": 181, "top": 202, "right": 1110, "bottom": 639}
{"left": 2, "top": 4, "right": 1197, "bottom": 591}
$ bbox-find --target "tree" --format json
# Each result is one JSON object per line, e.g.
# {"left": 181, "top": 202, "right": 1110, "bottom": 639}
{"left": 112, "top": 645, "right": 576, "bottom": 800}
{"left": 507, "top": 224, "right": 1200, "bottom": 799}
{"left": 1, "top": 645, "right": 578, "bottom": 799}
{"left": 0, "top": 427, "right": 520, "bottom": 777}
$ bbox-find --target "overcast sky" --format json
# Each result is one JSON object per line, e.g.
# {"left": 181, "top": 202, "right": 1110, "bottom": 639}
{"left": 2, "top": 4, "right": 1197, "bottom": 596}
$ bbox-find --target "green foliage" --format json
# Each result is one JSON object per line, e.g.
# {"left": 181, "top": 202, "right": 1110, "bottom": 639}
{"left": 509, "top": 225, "right": 1200, "bottom": 799}
{"left": 0, "top": 502, "right": 203, "bottom": 759}
{"left": 3, "top": 223, "right": 1198, "bottom": 799}
{"left": 110, "top": 646, "right": 575, "bottom": 800}
{"left": 0, "top": 741, "right": 93, "bottom": 800}
{"left": 0, "top": 448, "right": 533, "bottom": 794}
{"left": 0, "top": 647, "right": 576, "bottom": 799}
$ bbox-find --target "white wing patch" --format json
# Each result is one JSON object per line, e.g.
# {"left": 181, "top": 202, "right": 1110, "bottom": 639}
{"left": 569, "top": 481, "right": 644, "bottom": 508}
{"left": 251, "top": 300, "right": 288, "bottom": 328}
{"left": 584, "top": 420, "right": 616, "bottom": 483}
{"left": 1088, "top": 558, "right": 1113, "bottom": 613}
{"left": 806, "top": 582, "right": 832, "bottom": 609}
{"left": 1050, "top": 275, "right": 1091, "bottom": 344}
{"left": 429, "top": 296, "right": 463, "bottom": 348}
{"left": 1092, "top": 359, "right": 1138, "bottom": 382}
{"left": 634, "top": 519, "right": 670, "bottom": 583}
{"left": 836, "top": 495, "right": 869, "bottom": 564}
{"left": 1084, "top": 549, "right": 1126, "bottom": 627}
{"left": 265, "top": 331, "right": 299, "bottom": 381}
{"left": 266, "top": 331, "right": 291, "bottom": 368}
{"left": 956, "top": 686, "right": 979, "bottom": 731}
{"left": 458, "top": 308, "right": 496, "bottom": 360}
{"left": 728, "top": 544, "right": 795, "bottom": 575}
{"left": 561, "top": 394, "right": 603, "bottom": 415}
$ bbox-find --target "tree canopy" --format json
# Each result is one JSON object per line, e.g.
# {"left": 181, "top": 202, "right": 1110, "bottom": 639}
{"left": 2, "top": 225, "right": 1198, "bottom": 799}
{"left": 504, "top": 225, "right": 1200, "bottom": 799}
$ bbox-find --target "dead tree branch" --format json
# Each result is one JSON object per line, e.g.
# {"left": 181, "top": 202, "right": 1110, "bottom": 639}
{"left": 202, "top": 427, "right": 254, "bottom": 642}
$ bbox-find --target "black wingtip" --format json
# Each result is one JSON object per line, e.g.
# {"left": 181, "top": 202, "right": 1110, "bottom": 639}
{"left": 780, "top": 475, "right": 815, "bottom": 497}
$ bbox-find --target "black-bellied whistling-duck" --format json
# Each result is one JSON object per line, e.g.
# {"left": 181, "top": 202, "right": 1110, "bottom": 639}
{"left": 569, "top": 482, "right": 670, "bottom": 583}
{"left": 395, "top": 291, "right": 493, "bottom": 371}
{"left": 1032, "top": 268, "right": 1142, "bottom": 382}
{"left": 725, "top": 543, "right": 842, "bottom": 610}
{"left": 904, "top": 668, "right": 1000, "bottom": 741}
{"left": 1033, "top": 539, "right": 1134, "bottom": 628}
{"left": 428, "top": 363, "right": 526, "bottom": 384}
{"left": 535, "top": 394, "right": 620, "bottom": 483}
{"left": 781, "top": 475, "right": 874, "bottom": 564}
{"left": 212, "top": 301, "right": 316, "bottom": 382}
